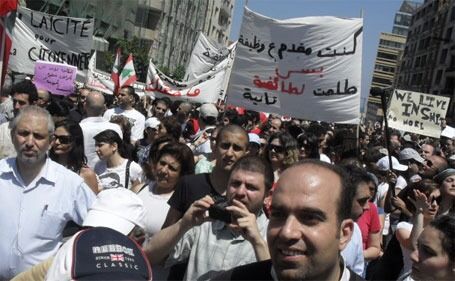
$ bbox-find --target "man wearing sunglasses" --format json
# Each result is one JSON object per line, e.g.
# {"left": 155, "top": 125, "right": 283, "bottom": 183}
{"left": 0, "top": 106, "right": 95, "bottom": 280}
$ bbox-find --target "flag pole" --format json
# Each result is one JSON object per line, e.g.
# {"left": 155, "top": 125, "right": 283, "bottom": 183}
{"left": 0, "top": 17, "right": 6, "bottom": 94}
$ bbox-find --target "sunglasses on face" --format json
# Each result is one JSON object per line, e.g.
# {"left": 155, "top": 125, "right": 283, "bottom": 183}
{"left": 269, "top": 144, "right": 285, "bottom": 154}
{"left": 54, "top": 135, "right": 72, "bottom": 144}
{"left": 425, "top": 159, "right": 433, "bottom": 167}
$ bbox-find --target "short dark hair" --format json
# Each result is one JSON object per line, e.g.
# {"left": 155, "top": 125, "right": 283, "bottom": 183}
{"left": 93, "top": 129, "right": 128, "bottom": 158}
{"left": 155, "top": 143, "right": 195, "bottom": 176}
{"left": 11, "top": 80, "right": 38, "bottom": 104}
{"left": 120, "top": 85, "right": 135, "bottom": 96}
{"left": 216, "top": 124, "right": 249, "bottom": 146}
{"left": 160, "top": 116, "right": 182, "bottom": 141}
{"left": 230, "top": 155, "right": 274, "bottom": 192}
{"left": 429, "top": 215, "right": 455, "bottom": 262}
{"left": 293, "top": 160, "right": 353, "bottom": 223}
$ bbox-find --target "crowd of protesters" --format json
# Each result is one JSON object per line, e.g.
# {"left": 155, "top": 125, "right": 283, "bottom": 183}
{"left": 0, "top": 78, "right": 454, "bottom": 281}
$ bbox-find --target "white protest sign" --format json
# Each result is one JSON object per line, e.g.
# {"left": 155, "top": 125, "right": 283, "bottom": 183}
{"left": 145, "top": 60, "right": 228, "bottom": 103}
{"left": 226, "top": 7, "right": 362, "bottom": 123}
{"left": 34, "top": 61, "right": 77, "bottom": 96}
{"left": 9, "top": 7, "right": 93, "bottom": 79}
{"left": 387, "top": 89, "right": 450, "bottom": 138}
{"left": 185, "top": 32, "right": 235, "bottom": 81}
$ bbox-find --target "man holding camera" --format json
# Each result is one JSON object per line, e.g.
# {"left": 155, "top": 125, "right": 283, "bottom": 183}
{"left": 144, "top": 155, "right": 273, "bottom": 281}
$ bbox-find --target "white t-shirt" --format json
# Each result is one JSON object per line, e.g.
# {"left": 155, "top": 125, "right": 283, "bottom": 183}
{"left": 137, "top": 182, "right": 173, "bottom": 236}
{"left": 397, "top": 221, "right": 414, "bottom": 276}
{"left": 103, "top": 107, "right": 145, "bottom": 142}
{"left": 94, "top": 159, "right": 143, "bottom": 190}
{"left": 79, "top": 117, "right": 123, "bottom": 169}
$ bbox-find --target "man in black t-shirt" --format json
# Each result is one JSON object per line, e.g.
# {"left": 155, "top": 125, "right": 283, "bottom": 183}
{"left": 162, "top": 124, "right": 249, "bottom": 228}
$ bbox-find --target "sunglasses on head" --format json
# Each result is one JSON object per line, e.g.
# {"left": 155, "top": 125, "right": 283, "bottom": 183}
{"left": 54, "top": 135, "right": 72, "bottom": 144}
{"left": 269, "top": 144, "right": 285, "bottom": 154}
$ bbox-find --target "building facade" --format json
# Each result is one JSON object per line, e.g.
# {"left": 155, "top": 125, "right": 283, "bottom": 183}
{"left": 366, "top": 0, "right": 421, "bottom": 121}
{"left": 395, "top": 0, "right": 455, "bottom": 121}
{"left": 151, "top": 0, "right": 234, "bottom": 72}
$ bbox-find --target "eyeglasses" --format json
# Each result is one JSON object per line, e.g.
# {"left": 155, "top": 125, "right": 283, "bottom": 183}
{"left": 54, "top": 135, "right": 72, "bottom": 144}
{"left": 269, "top": 144, "right": 285, "bottom": 154}
{"left": 429, "top": 195, "right": 442, "bottom": 205}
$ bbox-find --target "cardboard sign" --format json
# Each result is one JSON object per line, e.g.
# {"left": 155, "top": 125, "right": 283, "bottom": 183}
{"left": 34, "top": 61, "right": 77, "bottom": 96}
{"left": 387, "top": 89, "right": 450, "bottom": 138}
{"left": 226, "top": 7, "right": 363, "bottom": 124}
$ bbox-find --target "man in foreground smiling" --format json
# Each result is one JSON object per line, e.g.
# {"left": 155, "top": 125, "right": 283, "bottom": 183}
{"left": 215, "top": 160, "right": 365, "bottom": 281}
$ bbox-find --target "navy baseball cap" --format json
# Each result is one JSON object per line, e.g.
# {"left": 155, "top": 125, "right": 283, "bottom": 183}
{"left": 71, "top": 227, "right": 152, "bottom": 280}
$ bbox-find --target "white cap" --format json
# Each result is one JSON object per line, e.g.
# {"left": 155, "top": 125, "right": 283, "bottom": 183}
{"left": 248, "top": 133, "right": 261, "bottom": 145}
{"left": 83, "top": 189, "right": 145, "bottom": 235}
{"left": 145, "top": 117, "right": 160, "bottom": 130}
{"left": 199, "top": 103, "right": 218, "bottom": 119}
{"left": 399, "top": 148, "right": 425, "bottom": 164}
{"left": 376, "top": 155, "right": 408, "bottom": 171}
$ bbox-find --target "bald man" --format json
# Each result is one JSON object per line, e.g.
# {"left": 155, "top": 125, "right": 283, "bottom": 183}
{"left": 80, "top": 90, "right": 122, "bottom": 168}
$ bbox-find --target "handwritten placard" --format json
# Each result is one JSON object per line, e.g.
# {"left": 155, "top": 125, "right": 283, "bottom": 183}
{"left": 226, "top": 7, "right": 363, "bottom": 124}
{"left": 387, "top": 89, "right": 450, "bottom": 138}
{"left": 34, "top": 61, "right": 77, "bottom": 96}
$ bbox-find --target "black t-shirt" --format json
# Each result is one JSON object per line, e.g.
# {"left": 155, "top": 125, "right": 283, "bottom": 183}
{"left": 168, "top": 173, "right": 219, "bottom": 213}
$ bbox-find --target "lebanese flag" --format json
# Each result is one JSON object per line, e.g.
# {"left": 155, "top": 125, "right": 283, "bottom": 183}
{"left": 0, "top": 0, "right": 17, "bottom": 89}
{"left": 111, "top": 48, "right": 121, "bottom": 94}
{"left": 119, "top": 53, "right": 137, "bottom": 87}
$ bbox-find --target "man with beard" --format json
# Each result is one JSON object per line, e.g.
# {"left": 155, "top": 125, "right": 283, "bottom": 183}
{"left": 144, "top": 155, "right": 272, "bottom": 281}
{"left": 0, "top": 106, "right": 95, "bottom": 280}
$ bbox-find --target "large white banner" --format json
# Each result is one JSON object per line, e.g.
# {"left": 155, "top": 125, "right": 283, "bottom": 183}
{"left": 9, "top": 7, "right": 93, "bottom": 80}
{"left": 185, "top": 32, "right": 235, "bottom": 81}
{"left": 145, "top": 60, "right": 228, "bottom": 103}
{"left": 387, "top": 89, "right": 450, "bottom": 138}
{"left": 226, "top": 7, "right": 363, "bottom": 123}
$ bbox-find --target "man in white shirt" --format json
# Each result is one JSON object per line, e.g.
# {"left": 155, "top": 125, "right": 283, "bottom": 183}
{"left": 103, "top": 86, "right": 145, "bottom": 144}
{"left": 80, "top": 90, "right": 122, "bottom": 168}
{"left": 0, "top": 106, "right": 95, "bottom": 280}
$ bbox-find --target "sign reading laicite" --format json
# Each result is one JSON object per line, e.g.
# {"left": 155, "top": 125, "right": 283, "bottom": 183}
{"left": 9, "top": 7, "right": 93, "bottom": 78}
{"left": 387, "top": 89, "right": 450, "bottom": 138}
{"left": 226, "top": 7, "right": 363, "bottom": 124}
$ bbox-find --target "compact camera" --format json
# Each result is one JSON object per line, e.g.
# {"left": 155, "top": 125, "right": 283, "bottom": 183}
{"left": 208, "top": 195, "right": 231, "bottom": 223}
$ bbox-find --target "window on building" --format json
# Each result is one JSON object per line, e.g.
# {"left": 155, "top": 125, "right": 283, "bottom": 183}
{"left": 446, "top": 27, "right": 453, "bottom": 43}
{"left": 435, "top": 69, "right": 443, "bottom": 85}
{"left": 451, "top": 6, "right": 455, "bottom": 22}
{"left": 414, "top": 57, "right": 421, "bottom": 67}
{"left": 440, "top": 49, "right": 448, "bottom": 64}
{"left": 377, "top": 52, "right": 397, "bottom": 61}
{"left": 372, "top": 77, "right": 393, "bottom": 85}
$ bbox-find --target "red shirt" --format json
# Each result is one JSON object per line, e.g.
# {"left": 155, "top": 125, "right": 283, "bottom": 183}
{"left": 356, "top": 202, "right": 381, "bottom": 250}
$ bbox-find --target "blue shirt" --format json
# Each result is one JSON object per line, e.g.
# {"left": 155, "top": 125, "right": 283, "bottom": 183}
{"left": 0, "top": 157, "right": 96, "bottom": 280}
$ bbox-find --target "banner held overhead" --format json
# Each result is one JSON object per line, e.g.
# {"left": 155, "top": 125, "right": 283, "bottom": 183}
{"left": 226, "top": 7, "right": 363, "bottom": 124}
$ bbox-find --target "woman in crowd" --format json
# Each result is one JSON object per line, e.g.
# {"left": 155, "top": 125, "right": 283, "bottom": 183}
{"left": 434, "top": 168, "right": 455, "bottom": 216}
{"left": 395, "top": 179, "right": 440, "bottom": 277}
{"left": 157, "top": 116, "right": 182, "bottom": 142}
{"left": 49, "top": 119, "right": 99, "bottom": 193}
{"left": 93, "top": 129, "right": 143, "bottom": 190}
{"left": 135, "top": 142, "right": 195, "bottom": 236}
{"left": 263, "top": 132, "right": 299, "bottom": 182}
{"left": 404, "top": 215, "right": 455, "bottom": 281}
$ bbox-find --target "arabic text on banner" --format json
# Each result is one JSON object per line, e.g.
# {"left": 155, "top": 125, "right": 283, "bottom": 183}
{"left": 226, "top": 7, "right": 363, "bottom": 124}
{"left": 9, "top": 7, "right": 93, "bottom": 80}
{"left": 145, "top": 59, "right": 228, "bottom": 104}
{"left": 387, "top": 89, "right": 450, "bottom": 139}
{"left": 34, "top": 61, "right": 77, "bottom": 96}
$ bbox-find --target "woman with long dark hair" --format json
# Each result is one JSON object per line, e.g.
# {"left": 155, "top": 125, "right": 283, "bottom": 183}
{"left": 50, "top": 119, "right": 99, "bottom": 193}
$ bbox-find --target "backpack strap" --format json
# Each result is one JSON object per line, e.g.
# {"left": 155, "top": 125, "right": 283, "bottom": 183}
{"left": 124, "top": 160, "right": 132, "bottom": 189}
